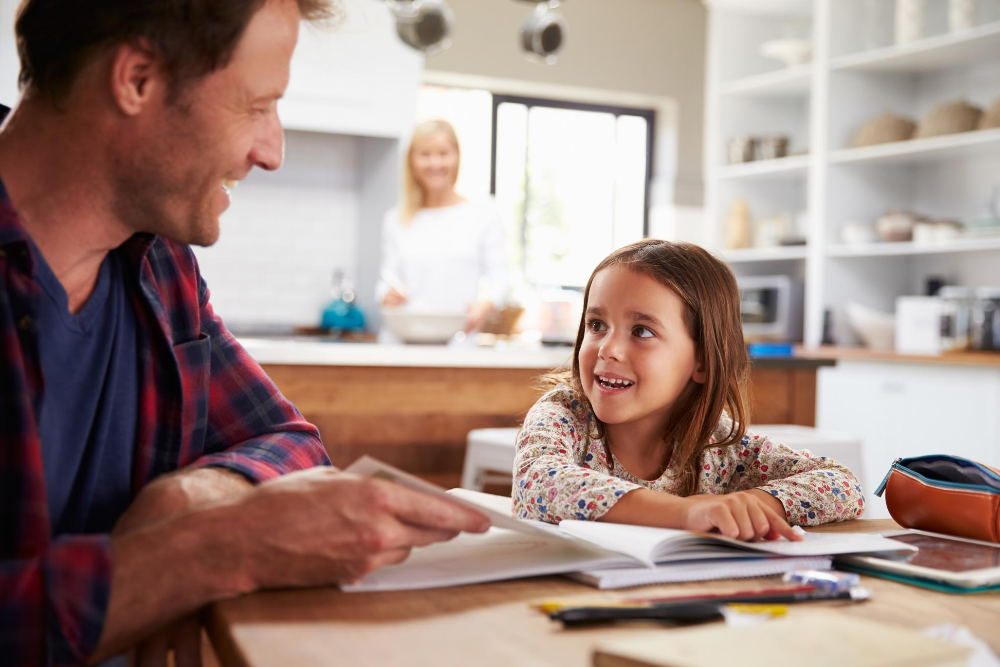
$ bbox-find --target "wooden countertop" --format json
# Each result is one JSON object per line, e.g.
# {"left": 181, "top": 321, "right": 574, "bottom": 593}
{"left": 797, "top": 345, "right": 1000, "bottom": 368}
{"left": 206, "top": 518, "right": 1000, "bottom": 666}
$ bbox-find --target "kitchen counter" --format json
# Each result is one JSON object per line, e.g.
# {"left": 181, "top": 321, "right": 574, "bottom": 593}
{"left": 239, "top": 337, "right": 839, "bottom": 371}
{"left": 796, "top": 345, "right": 1000, "bottom": 368}
{"left": 238, "top": 337, "right": 573, "bottom": 370}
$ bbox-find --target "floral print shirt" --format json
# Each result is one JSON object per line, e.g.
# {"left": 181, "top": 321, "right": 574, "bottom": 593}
{"left": 512, "top": 385, "right": 865, "bottom": 526}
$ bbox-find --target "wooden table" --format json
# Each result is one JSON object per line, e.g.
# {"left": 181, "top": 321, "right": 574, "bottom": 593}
{"left": 206, "top": 519, "right": 1000, "bottom": 666}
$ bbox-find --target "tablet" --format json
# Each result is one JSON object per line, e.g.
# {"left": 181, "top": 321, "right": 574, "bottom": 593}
{"left": 838, "top": 530, "right": 1000, "bottom": 589}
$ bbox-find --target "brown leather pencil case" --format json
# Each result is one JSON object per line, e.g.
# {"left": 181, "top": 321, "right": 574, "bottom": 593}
{"left": 875, "top": 455, "right": 1000, "bottom": 544}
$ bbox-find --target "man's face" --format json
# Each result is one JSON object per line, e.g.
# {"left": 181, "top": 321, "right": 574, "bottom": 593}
{"left": 113, "top": 0, "right": 300, "bottom": 246}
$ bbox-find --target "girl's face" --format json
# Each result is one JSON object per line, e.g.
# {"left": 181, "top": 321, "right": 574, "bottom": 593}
{"left": 578, "top": 265, "right": 705, "bottom": 434}
{"left": 410, "top": 132, "right": 459, "bottom": 194}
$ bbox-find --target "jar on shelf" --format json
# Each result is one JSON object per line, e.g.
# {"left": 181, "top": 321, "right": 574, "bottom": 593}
{"left": 938, "top": 286, "right": 974, "bottom": 352}
{"left": 895, "top": 0, "right": 927, "bottom": 44}
{"left": 949, "top": 0, "right": 977, "bottom": 32}
{"left": 970, "top": 287, "right": 1000, "bottom": 351}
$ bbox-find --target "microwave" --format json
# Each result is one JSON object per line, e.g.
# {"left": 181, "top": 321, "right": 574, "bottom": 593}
{"left": 738, "top": 275, "right": 803, "bottom": 342}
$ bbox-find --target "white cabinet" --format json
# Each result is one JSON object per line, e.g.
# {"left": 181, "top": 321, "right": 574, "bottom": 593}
{"left": 817, "top": 361, "right": 1000, "bottom": 518}
{"left": 281, "top": 3, "right": 423, "bottom": 139}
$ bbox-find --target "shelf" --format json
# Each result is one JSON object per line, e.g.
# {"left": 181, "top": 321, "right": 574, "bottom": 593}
{"left": 715, "top": 154, "right": 810, "bottom": 181}
{"left": 829, "top": 128, "right": 1000, "bottom": 166}
{"left": 830, "top": 21, "right": 1000, "bottom": 74}
{"left": 827, "top": 237, "right": 1000, "bottom": 258}
{"left": 721, "top": 246, "right": 809, "bottom": 262}
{"left": 718, "top": 65, "right": 812, "bottom": 97}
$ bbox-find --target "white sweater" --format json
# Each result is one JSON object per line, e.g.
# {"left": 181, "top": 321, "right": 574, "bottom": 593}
{"left": 376, "top": 198, "right": 509, "bottom": 312}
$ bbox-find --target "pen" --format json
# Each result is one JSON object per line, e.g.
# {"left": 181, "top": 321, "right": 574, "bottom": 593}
{"left": 537, "top": 585, "right": 817, "bottom": 614}
{"left": 548, "top": 587, "right": 869, "bottom": 626}
{"left": 551, "top": 601, "right": 725, "bottom": 627}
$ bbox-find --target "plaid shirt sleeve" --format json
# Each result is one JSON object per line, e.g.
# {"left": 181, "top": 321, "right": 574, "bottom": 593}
{"left": 189, "top": 273, "right": 331, "bottom": 481}
{"left": 0, "top": 536, "right": 113, "bottom": 666}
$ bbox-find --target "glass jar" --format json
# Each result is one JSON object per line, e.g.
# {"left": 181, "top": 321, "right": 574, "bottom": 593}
{"left": 938, "top": 286, "right": 974, "bottom": 351}
{"left": 970, "top": 287, "right": 1000, "bottom": 351}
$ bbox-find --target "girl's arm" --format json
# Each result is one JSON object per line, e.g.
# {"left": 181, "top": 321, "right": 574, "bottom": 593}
{"left": 718, "top": 431, "right": 866, "bottom": 525}
{"left": 512, "top": 387, "right": 643, "bottom": 523}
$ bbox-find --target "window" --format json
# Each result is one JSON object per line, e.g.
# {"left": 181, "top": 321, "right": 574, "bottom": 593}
{"left": 417, "top": 86, "right": 654, "bottom": 290}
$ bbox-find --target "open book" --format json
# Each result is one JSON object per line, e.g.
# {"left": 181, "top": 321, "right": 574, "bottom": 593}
{"left": 342, "top": 457, "right": 914, "bottom": 592}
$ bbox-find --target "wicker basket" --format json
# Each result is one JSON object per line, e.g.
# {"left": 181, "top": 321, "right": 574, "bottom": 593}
{"left": 480, "top": 305, "right": 525, "bottom": 336}
{"left": 979, "top": 98, "right": 1000, "bottom": 130}
{"left": 915, "top": 100, "right": 982, "bottom": 138}
{"left": 849, "top": 111, "right": 916, "bottom": 148}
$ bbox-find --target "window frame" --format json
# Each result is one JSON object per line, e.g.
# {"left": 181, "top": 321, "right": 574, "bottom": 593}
{"left": 488, "top": 93, "right": 656, "bottom": 237}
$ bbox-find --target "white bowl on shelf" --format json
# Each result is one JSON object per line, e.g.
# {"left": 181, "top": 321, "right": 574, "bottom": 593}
{"left": 845, "top": 302, "right": 896, "bottom": 350}
{"left": 760, "top": 38, "right": 812, "bottom": 67}
{"left": 380, "top": 308, "right": 466, "bottom": 344}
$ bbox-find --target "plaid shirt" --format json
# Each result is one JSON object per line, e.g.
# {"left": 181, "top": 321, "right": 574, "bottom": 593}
{"left": 0, "top": 182, "right": 330, "bottom": 666}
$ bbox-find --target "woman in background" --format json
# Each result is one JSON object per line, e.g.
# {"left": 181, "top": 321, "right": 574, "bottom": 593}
{"left": 377, "top": 119, "right": 508, "bottom": 334}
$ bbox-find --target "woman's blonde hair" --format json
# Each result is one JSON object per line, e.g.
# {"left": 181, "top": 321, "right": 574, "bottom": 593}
{"left": 542, "top": 239, "right": 751, "bottom": 496}
{"left": 399, "top": 119, "right": 461, "bottom": 225}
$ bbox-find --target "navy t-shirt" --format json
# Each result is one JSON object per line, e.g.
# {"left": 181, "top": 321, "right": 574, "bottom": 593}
{"left": 32, "top": 240, "right": 140, "bottom": 536}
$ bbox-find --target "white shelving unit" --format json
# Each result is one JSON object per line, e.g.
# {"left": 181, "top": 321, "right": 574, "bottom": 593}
{"left": 721, "top": 245, "right": 810, "bottom": 262}
{"left": 704, "top": 0, "right": 1000, "bottom": 347}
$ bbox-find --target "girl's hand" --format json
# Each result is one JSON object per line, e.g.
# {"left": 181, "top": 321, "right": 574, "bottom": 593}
{"left": 679, "top": 490, "right": 802, "bottom": 542}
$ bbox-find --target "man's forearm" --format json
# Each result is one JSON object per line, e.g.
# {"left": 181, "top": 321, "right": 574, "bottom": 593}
{"left": 113, "top": 466, "right": 253, "bottom": 535}
{"left": 90, "top": 499, "right": 254, "bottom": 662}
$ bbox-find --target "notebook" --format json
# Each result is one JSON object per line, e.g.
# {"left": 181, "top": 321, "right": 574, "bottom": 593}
{"left": 592, "top": 613, "right": 972, "bottom": 667}
{"left": 342, "top": 456, "right": 914, "bottom": 592}
{"left": 569, "top": 556, "right": 832, "bottom": 590}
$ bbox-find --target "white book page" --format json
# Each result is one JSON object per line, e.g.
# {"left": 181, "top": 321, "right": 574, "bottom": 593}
{"left": 344, "top": 456, "right": 553, "bottom": 538}
{"left": 557, "top": 522, "right": 692, "bottom": 567}
{"left": 558, "top": 520, "right": 917, "bottom": 565}
{"left": 342, "top": 526, "right": 627, "bottom": 592}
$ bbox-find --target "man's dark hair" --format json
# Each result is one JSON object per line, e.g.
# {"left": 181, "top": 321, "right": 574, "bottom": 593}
{"left": 15, "top": 0, "right": 338, "bottom": 104}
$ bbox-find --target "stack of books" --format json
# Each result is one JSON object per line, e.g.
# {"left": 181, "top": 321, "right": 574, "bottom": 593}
{"left": 341, "top": 457, "right": 913, "bottom": 592}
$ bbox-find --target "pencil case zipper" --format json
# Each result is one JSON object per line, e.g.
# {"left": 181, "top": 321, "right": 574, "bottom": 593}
{"left": 875, "top": 456, "right": 1000, "bottom": 498}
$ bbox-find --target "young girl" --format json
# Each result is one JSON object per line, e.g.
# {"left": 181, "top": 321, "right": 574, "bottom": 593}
{"left": 513, "top": 240, "right": 864, "bottom": 541}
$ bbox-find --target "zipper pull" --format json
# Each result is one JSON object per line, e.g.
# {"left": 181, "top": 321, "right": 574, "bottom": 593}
{"left": 874, "top": 458, "right": 902, "bottom": 498}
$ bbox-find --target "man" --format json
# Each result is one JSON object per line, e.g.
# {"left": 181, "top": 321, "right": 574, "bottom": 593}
{"left": 0, "top": 0, "right": 490, "bottom": 664}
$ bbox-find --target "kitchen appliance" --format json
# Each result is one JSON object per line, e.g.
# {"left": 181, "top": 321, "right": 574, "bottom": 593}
{"left": 538, "top": 287, "right": 583, "bottom": 345}
{"left": 895, "top": 296, "right": 944, "bottom": 354}
{"left": 737, "top": 275, "right": 803, "bottom": 342}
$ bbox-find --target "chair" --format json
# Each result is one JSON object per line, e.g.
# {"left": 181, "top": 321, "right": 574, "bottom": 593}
{"left": 752, "top": 424, "right": 865, "bottom": 485}
{"left": 460, "top": 427, "right": 520, "bottom": 491}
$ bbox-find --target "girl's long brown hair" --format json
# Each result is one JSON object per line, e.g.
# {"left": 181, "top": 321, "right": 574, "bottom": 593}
{"left": 543, "top": 239, "right": 751, "bottom": 496}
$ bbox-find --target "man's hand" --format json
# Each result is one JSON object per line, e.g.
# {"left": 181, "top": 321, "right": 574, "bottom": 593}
{"left": 238, "top": 467, "right": 492, "bottom": 588}
{"left": 678, "top": 489, "right": 801, "bottom": 542}
{"left": 95, "top": 466, "right": 491, "bottom": 663}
